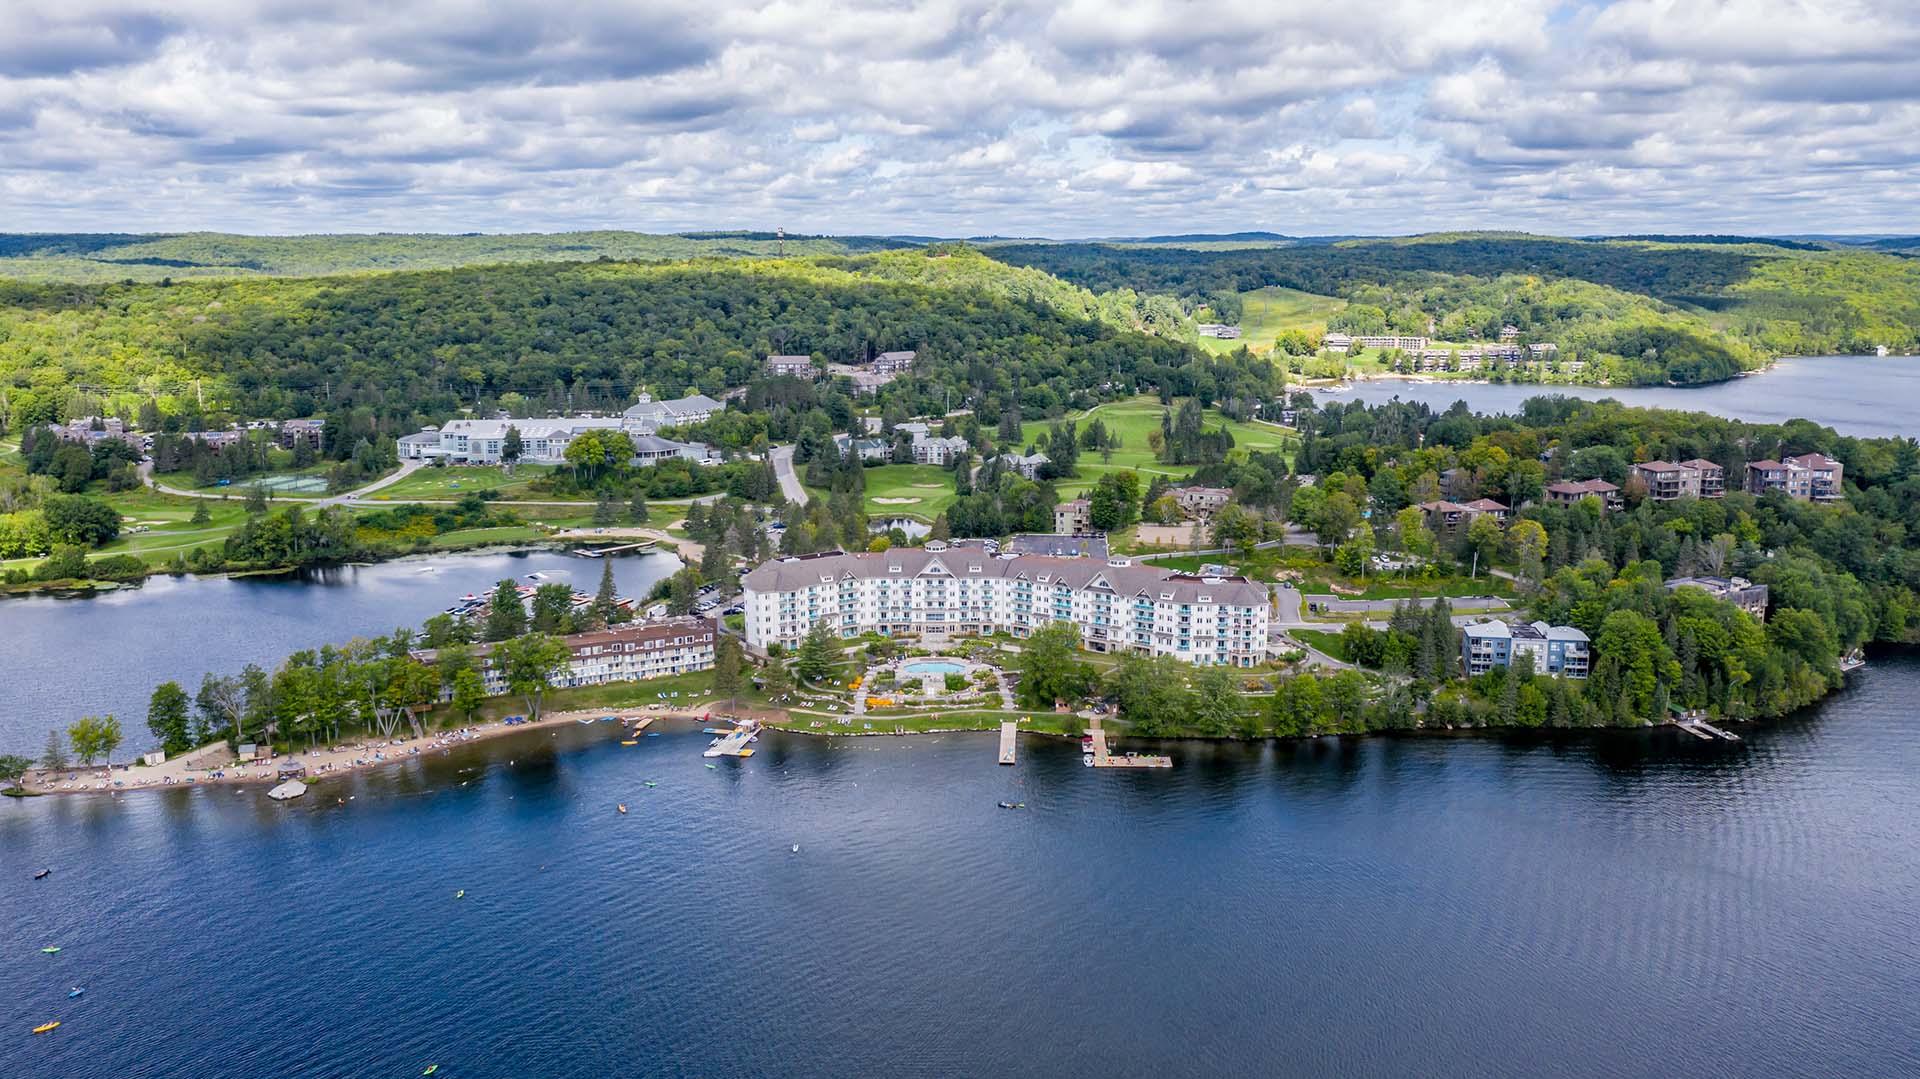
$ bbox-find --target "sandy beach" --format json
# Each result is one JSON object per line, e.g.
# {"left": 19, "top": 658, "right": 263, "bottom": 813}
{"left": 16, "top": 698, "right": 722, "bottom": 796}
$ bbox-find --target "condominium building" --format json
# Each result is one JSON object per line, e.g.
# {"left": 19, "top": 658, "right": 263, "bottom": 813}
{"left": 1633, "top": 459, "right": 1724, "bottom": 500}
{"left": 1544, "top": 478, "right": 1623, "bottom": 511}
{"left": 872, "top": 350, "right": 917, "bottom": 373}
{"left": 1176, "top": 486, "right": 1233, "bottom": 518}
{"left": 1054, "top": 498, "right": 1091, "bottom": 534}
{"left": 1665, "top": 576, "right": 1769, "bottom": 621}
{"left": 410, "top": 617, "right": 717, "bottom": 696}
{"left": 743, "top": 548, "right": 1272, "bottom": 666}
{"left": 1461, "top": 620, "right": 1591, "bottom": 678}
{"left": 998, "top": 452, "right": 1049, "bottom": 480}
{"left": 398, "top": 417, "right": 625, "bottom": 464}
{"left": 278, "top": 418, "right": 326, "bottom": 452}
{"left": 621, "top": 393, "right": 724, "bottom": 432}
{"left": 1745, "top": 453, "right": 1844, "bottom": 501}
{"left": 1416, "top": 498, "right": 1508, "bottom": 535}
{"left": 1322, "top": 333, "right": 1428, "bottom": 353}
{"left": 766, "top": 354, "right": 819, "bottom": 379}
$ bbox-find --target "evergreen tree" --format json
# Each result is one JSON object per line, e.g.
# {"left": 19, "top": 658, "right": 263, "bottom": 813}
{"left": 629, "top": 491, "right": 651, "bottom": 523}
{"left": 593, "top": 491, "right": 616, "bottom": 526}
{"left": 483, "top": 578, "right": 527, "bottom": 642}
{"left": 502, "top": 425, "right": 523, "bottom": 465}
{"left": 41, "top": 728, "right": 69, "bottom": 771}
{"left": 191, "top": 501, "right": 211, "bottom": 525}
{"left": 591, "top": 558, "right": 619, "bottom": 627}
{"left": 713, "top": 634, "right": 745, "bottom": 708}
{"left": 795, "top": 618, "right": 839, "bottom": 683}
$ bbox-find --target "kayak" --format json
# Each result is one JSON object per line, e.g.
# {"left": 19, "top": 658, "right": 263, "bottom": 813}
{"left": 644, "top": 781, "right": 657, "bottom": 788}
{"left": 620, "top": 740, "right": 638, "bottom": 746}
{"left": 454, "top": 890, "right": 465, "bottom": 899}
{"left": 33, "top": 868, "right": 50, "bottom": 880}
{"left": 68, "top": 987, "right": 85, "bottom": 998}
{"left": 704, "top": 763, "right": 716, "bottom": 770}
{"left": 41, "top": 947, "right": 59, "bottom": 954}
{"left": 423, "top": 1066, "right": 440, "bottom": 1076}
{"left": 33, "top": 1022, "right": 59, "bottom": 1034}
{"left": 617, "top": 804, "right": 628, "bottom": 814}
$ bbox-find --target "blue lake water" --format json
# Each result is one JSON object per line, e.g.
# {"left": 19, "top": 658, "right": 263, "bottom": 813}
{"left": 4, "top": 653, "right": 1918, "bottom": 1078}
{"left": 1332, "top": 354, "right": 1920, "bottom": 438}
{"left": 0, "top": 549, "right": 681, "bottom": 756}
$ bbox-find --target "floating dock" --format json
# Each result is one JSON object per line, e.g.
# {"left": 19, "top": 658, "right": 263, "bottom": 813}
{"left": 703, "top": 720, "right": 759, "bottom": 757}
{"left": 998, "top": 722, "right": 1018, "bottom": 765}
{"left": 1088, "top": 728, "right": 1171, "bottom": 769}
{"left": 627, "top": 716, "right": 655, "bottom": 734}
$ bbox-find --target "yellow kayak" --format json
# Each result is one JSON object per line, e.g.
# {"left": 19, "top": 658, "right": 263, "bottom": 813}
{"left": 33, "top": 1021, "right": 59, "bottom": 1035}
{"left": 620, "top": 740, "right": 637, "bottom": 746}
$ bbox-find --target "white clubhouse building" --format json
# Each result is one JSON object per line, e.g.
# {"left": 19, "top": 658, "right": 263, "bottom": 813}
{"left": 743, "top": 547, "right": 1272, "bottom": 667}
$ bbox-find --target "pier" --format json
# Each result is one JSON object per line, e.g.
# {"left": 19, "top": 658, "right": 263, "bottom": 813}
{"left": 576, "top": 541, "right": 657, "bottom": 558}
{"left": 703, "top": 719, "right": 759, "bottom": 757}
{"left": 1087, "top": 727, "right": 1171, "bottom": 769}
{"left": 1675, "top": 716, "right": 1741, "bottom": 742}
{"left": 627, "top": 716, "right": 655, "bottom": 733}
{"left": 998, "top": 722, "right": 1018, "bottom": 765}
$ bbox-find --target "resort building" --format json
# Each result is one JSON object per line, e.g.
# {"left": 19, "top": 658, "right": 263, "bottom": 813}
{"left": 1175, "top": 486, "right": 1233, "bottom": 518}
{"left": 49, "top": 417, "right": 136, "bottom": 447}
{"left": 1461, "top": 620, "right": 1591, "bottom": 678}
{"left": 410, "top": 617, "right": 717, "bottom": 696}
{"left": 912, "top": 435, "right": 970, "bottom": 466}
{"left": 872, "top": 350, "right": 917, "bottom": 373}
{"left": 1544, "top": 478, "right": 1623, "bottom": 511}
{"left": 399, "top": 417, "right": 625, "bottom": 465}
{"left": 742, "top": 548, "right": 1272, "bottom": 666}
{"left": 1665, "top": 576, "right": 1769, "bottom": 621}
{"left": 1633, "top": 459, "right": 1724, "bottom": 501}
{"left": 1745, "top": 453, "right": 1844, "bottom": 501}
{"left": 1322, "top": 333, "right": 1428, "bottom": 353}
{"left": 1195, "top": 324, "right": 1242, "bottom": 339}
{"left": 997, "top": 452, "right": 1050, "bottom": 480}
{"left": 1054, "top": 498, "right": 1091, "bottom": 534}
{"left": 765, "top": 354, "right": 819, "bottom": 379}
{"left": 621, "top": 393, "right": 724, "bottom": 432}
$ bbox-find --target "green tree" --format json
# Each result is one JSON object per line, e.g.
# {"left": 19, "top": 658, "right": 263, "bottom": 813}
{"left": 1016, "top": 622, "right": 1094, "bottom": 709}
{"left": 530, "top": 581, "right": 575, "bottom": 633}
{"left": 795, "top": 618, "right": 840, "bottom": 683}
{"left": 628, "top": 492, "right": 651, "bottom": 523}
{"left": 245, "top": 485, "right": 269, "bottom": 514}
{"left": 496, "top": 633, "right": 572, "bottom": 721}
{"left": 146, "top": 680, "right": 193, "bottom": 756}
{"left": 502, "top": 425, "right": 523, "bottom": 465}
{"left": 0, "top": 754, "right": 33, "bottom": 788}
{"left": 1191, "top": 665, "right": 1241, "bottom": 736}
{"left": 1106, "top": 653, "right": 1189, "bottom": 734}
{"left": 593, "top": 491, "right": 616, "bottom": 526}
{"left": 666, "top": 567, "right": 702, "bottom": 615}
{"left": 483, "top": 578, "right": 527, "bottom": 641}
{"left": 190, "top": 501, "right": 211, "bottom": 525}
{"left": 68, "top": 714, "right": 124, "bottom": 769}
{"left": 760, "top": 656, "right": 793, "bottom": 698}
{"left": 713, "top": 633, "right": 745, "bottom": 708}
{"left": 449, "top": 667, "right": 486, "bottom": 722}
{"left": 590, "top": 558, "right": 619, "bottom": 627}
{"left": 40, "top": 728, "right": 69, "bottom": 771}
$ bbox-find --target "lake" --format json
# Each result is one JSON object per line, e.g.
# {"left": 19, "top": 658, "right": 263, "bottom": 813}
{"left": 4, "top": 653, "right": 1917, "bottom": 1077}
{"left": 1332, "top": 355, "right": 1920, "bottom": 438}
{"left": 0, "top": 549, "right": 681, "bottom": 757}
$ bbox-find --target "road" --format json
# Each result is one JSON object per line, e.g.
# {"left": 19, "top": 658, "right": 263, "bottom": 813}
{"left": 770, "top": 444, "right": 809, "bottom": 506}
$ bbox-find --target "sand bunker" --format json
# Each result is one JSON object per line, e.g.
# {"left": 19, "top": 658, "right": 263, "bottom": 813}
{"left": 872, "top": 497, "right": 924, "bottom": 505}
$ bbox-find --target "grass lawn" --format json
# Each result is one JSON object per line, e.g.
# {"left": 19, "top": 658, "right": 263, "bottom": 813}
{"left": 1016, "top": 395, "right": 1293, "bottom": 498}
{"left": 1196, "top": 286, "right": 1348, "bottom": 357}
{"left": 1290, "top": 629, "right": 1351, "bottom": 662}
{"left": 420, "top": 670, "right": 723, "bottom": 726}
{"left": 861, "top": 463, "right": 961, "bottom": 522}
{"left": 368, "top": 463, "right": 555, "bottom": 501}
{"left": 85, "top": 488, "right": 254, "bottom": 567}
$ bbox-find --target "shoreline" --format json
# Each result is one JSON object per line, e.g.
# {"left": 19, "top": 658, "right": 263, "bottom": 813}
{"left": 16, "top": 699, "right": 723, "bottom": 796}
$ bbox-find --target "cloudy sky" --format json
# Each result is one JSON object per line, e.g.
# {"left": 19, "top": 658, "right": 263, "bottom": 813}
{"left": 4, "top": 0, "right": 1918, "bottom": 237}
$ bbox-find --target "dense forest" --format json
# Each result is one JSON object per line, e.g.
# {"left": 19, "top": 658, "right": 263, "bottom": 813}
{"left": 987, "top": 233, "right": 1920, "bottom": 382}
{"left": 0, "top": 248, "right": 1238, "bottom": 440}
{"left": 0, "top": 230, "right": 914, "bottom": 282}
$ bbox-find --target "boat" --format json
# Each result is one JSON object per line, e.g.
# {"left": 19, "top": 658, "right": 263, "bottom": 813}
{"left": 454, "top": 890, "right": 465, "bottom": 899}
{"left": 1082, "top": 754, "right": 1094, "bottom": 767}
{"left": 68, "top": 987, "right": 84, "bottom": 998}
{"left": 575, "top": 717, "right": 596, "bottom": 725}
{"left": 998, "top": 801, "right": 1018, "bottom": 809}
{"left": 41, "top": 947, "right": 59, "bottom": 954}
{"left": 33, "top": 868, "right": 50, "bottom": 880}
{"left": 644, "top": 781, "right": 658, "bottom": 788}
{"left": 791, "top": 844, "right": 800, "bottom": 853}
{"left": 617, "top": 804, "right": 628, "bottom": 814}
{"left": 32, "top": 1022, "right": 59, "bottom": 1035}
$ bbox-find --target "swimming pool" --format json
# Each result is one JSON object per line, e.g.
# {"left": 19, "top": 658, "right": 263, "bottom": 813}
{"left": 901, "top": 659, "right": 967, "bottom": 676}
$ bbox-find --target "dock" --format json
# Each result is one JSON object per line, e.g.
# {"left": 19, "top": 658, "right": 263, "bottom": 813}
{"left": 998, "top": 722, "right": 1018, "bottom": 765}
{"left": 703, "top": 719, "right": 759, "bottom": 757}
{"left": 1087, "top": 728, "right": 1171, "bottom": 769}
{"left": 576, "top": 541, "right": 657, "bottom": 558}
{"left": 627, "top": 716, "right": 655, "bottom": 733}
{"left": 1676, "top": 717, "right": 1741, "bottom": 742}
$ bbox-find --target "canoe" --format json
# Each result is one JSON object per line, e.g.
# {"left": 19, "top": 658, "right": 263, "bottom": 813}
{"left": 33, "top": 1022, "right": 59, "bottom": 1035}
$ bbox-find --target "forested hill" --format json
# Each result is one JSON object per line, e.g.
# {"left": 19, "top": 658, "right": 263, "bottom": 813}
{"left": 0, "top": 231, "right": 917, "bottom": 283}
{"left": 0, "top": 248, "right": 1245, "bottom": 431}
{"left": 985, "top": 233, "right": 1920, "bottom": 381}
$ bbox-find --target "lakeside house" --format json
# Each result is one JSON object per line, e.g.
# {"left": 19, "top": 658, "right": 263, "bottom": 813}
{"left": 410, "top": 617, "right": 716, "bottom": 696}
{"left": 1544, "top": 478, "right": 1623, "bottom": 511}
{"left": 1665, "top": 576, "right": 1770, "bottom": 621}
{"left": 743, "top": 548, "right": 1271, "bottom": 667}
{"left": 1054, "top": 498, "right": 1092, "bottom": 534}
{"left": 1416, "top": 497, "right": 1508, "bottom": 535}
{"left": 1461, "top": 620, "right": 1590, "bottom": 678}
{"left": 766, "top": 354, "right": 818, "bottom": 379}
{"left": 1633, "top": 459, "right": 1725, "bottom": 500}
{"left": 1745, "top": 453, "right": 1844, "bottom": 501}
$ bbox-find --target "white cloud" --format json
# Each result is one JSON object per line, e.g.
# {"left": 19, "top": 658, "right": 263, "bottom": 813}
{"left": 0, "top": 0, "right": 1916, "bottom": 234}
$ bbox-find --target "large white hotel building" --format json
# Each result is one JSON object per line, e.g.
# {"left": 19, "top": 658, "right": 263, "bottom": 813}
{"left": 742, "top": 546, "right": 1272, "bottom": 667}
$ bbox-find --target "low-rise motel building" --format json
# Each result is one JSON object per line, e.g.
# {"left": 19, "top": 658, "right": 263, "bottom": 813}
{"left": 743, "top": 546, "right": 1272, "bottom": 667}
{"left": 1461, "top": 620, "right": 1591, "bottom": 678}
{"left": 410, "top": 617, "right": 716, "bottom": 697}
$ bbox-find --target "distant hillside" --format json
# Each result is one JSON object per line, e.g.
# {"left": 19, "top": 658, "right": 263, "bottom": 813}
{"left": 987, "top": 233, "right": 1920, "bottom": 384}
{"left": 0, "top": 230, "right": 918, "bottom": 282}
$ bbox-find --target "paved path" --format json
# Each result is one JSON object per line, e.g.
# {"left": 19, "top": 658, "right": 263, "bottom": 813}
{"left": 770, "top": 444, "right": 809, "bottom": 507}
{"left": 1303, "top": 594, "right": 1508, "bottom": 615}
